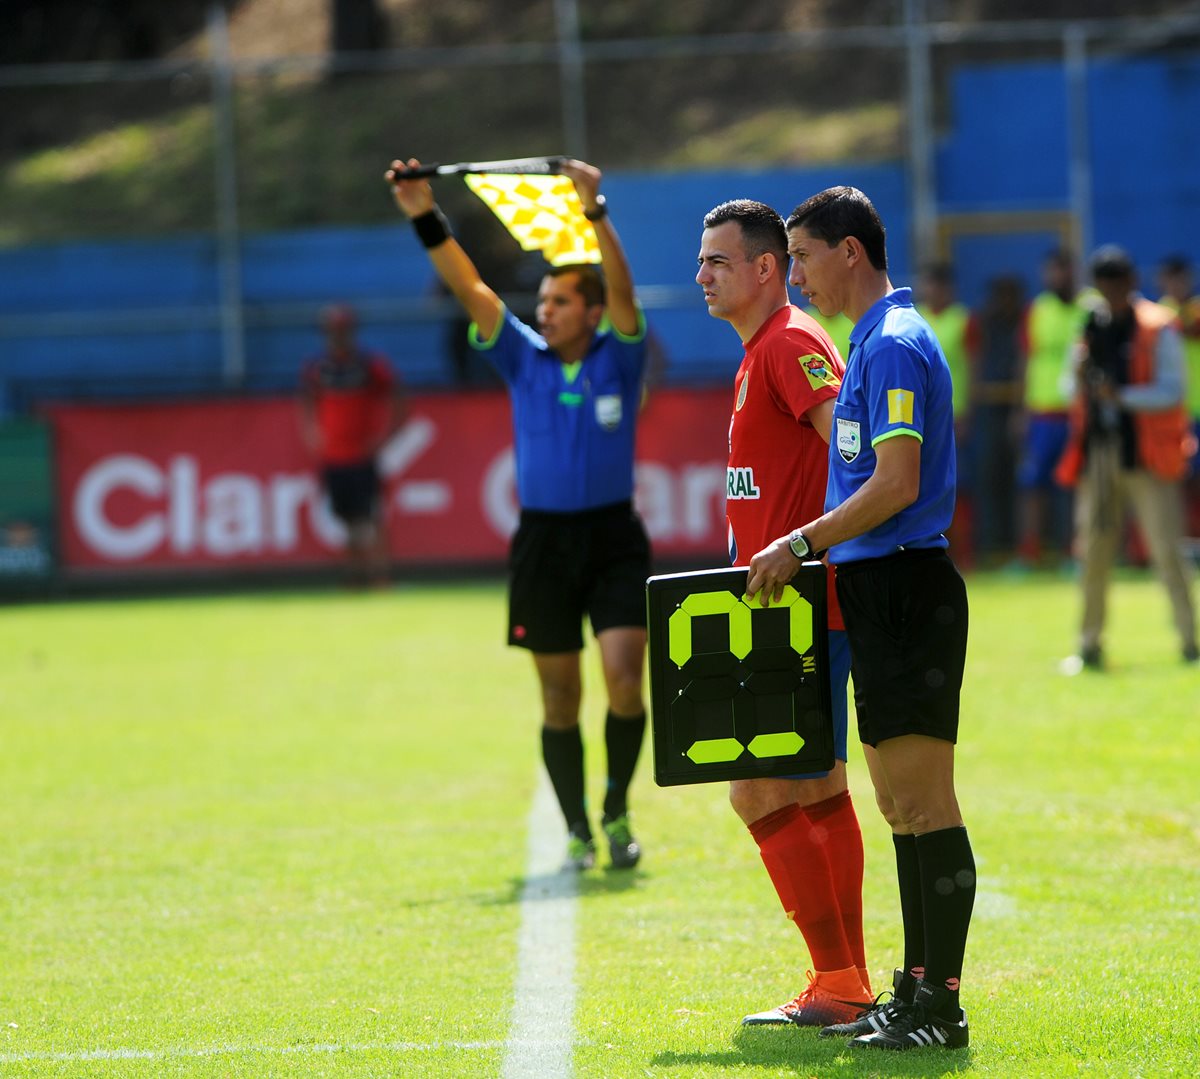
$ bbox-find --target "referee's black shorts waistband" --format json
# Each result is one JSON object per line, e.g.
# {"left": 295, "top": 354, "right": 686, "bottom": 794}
{"left": 834, "top": 545, "right": 948, "bottom": 575}
{"left": 518, "top": 499, "right": 634, "bottom": 524}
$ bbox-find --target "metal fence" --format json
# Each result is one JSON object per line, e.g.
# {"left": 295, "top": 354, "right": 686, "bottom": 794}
{"left": 2, "top": 2, "right": 1200, "bottom": 400}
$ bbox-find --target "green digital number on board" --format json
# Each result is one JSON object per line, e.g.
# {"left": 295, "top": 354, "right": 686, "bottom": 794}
{"left": 667, "top": 585, "right": 814, "bottom": 764}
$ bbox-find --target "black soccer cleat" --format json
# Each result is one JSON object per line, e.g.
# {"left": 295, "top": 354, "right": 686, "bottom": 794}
{"left": 818, "top": 967, "right": 915, "bottom": 1038}
{"left": 602, "top": 813, "right": 641, "bottom": 869}
{"left": 562, "top": 833, "right": 596, "bottom": 872}
{"left": 849, "top": 980, "right": 969, "bottom": 1051}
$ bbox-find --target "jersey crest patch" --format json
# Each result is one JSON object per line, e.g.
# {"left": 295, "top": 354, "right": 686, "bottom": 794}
{"left": 595, "top": 394, "right": 622, "bottom": 431}
{"left": 726, "top": 466, "right": 761, "bottom": 500}
{"left": 835, "top": 417, "right": 861, "bottom": 462}
{"left": 799, "top": 352, "right": 840, "bottom": 391}
{"left": 735, "top": 371, "right": 749, "bottom": 411}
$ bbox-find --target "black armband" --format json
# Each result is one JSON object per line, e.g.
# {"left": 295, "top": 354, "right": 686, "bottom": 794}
{"left": 412, "top": 207, "right": 452, "bottom": 249}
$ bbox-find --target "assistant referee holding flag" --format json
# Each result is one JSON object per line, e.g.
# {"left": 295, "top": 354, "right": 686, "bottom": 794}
{"left": 388, "top": 157, "right": 650, "bottom": 873}
{"left": 748, "top": 187, "right": 975, "bottom": 1052}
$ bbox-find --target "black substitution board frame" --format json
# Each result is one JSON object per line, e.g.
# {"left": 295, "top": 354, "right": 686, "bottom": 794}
{"left": 646, "top": 565, "right": 834, "bottom": 787}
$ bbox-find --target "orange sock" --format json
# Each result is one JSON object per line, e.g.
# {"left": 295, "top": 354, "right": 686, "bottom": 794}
{"left": 805, "top": 790, "right": 869, "bottom": 991}
{"left": 813, "top": 965, "right": 872, "bottom": 1001}
{"left": 749, "top": 804, "right": 855, "bottom": 973}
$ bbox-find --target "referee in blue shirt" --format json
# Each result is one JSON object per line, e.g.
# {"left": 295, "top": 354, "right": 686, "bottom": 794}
{"left": 389, "top": 158, "right": 649, "bottom": 872}
{"left": 747, "top": 187, "right": 975, "bottom": 1052}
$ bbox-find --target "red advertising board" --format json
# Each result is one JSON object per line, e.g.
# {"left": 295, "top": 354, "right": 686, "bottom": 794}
{"left": 52, "top": 390, "right": 733, "bottom": 572}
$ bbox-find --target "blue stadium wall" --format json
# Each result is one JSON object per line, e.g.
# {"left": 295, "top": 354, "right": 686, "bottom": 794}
{"left": 2, "top": 54, "right": 1199, "bottom": 414}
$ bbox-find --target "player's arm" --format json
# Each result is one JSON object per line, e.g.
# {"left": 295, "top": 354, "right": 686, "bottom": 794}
{"left": 559, "top": 159, "right": 641, "bottom": 339}
{"left": 746, "top": 433, "right": 921, "bottom": 606}
{"left": 375, "top": 363, "right": 410, "bottom": 451}
{"left": 387, "top": 158, "right": 503, "bottom": 341}
{"left": 298, "top": 368, "right": 321, "bottom": 455}
{"left": 806, "top": 397, "right": 835, "bottom": 443}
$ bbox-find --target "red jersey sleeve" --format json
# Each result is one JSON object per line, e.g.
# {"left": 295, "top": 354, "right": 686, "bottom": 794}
{"left": 759, "top": 321, "right": 844, "bottom": 425}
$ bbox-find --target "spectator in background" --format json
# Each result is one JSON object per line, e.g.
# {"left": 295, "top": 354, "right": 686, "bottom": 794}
{"left": 1156, "top": 254, "right": 1200, "bottom": 539}
{"left": 917, "top": 262, "right": 976, "bottom": 567}
{"left": 1013, "top": 249, "right": 1089, "bottom": 569}
{"left": 1057, "top": 246, "right": 1198, "bottom": 671}
{"left": 300, "top": 303, "right": 407, "bottom": 586}
{"left": 968, "top": 274, "right": 1025, "bottom": 562}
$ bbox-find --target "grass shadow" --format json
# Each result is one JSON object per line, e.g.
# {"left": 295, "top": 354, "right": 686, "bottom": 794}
{"left": 469, "top": 865, "right": 648, "bottom": 907}
{"left": 651, "top": 1026, "right": 974, "bottom": 1075}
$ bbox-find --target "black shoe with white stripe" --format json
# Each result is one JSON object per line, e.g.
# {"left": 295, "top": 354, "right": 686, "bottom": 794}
{"left": 849, "top": 980, "right": 969, "bottom": 1051}
{"left": 818, "top": 967, "right": 915, "bottom": 1038}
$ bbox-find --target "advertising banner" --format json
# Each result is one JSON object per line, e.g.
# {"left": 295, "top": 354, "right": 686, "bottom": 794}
{"left": 0, "top": 419, "right": 55, "bottom": 584}
{"left": 52, "top": 390, "right": 733, "bottom": 573}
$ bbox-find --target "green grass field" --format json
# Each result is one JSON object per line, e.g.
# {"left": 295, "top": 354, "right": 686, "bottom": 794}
{"left": 2, "top": 571, "right": 1198, "bottom": 1078}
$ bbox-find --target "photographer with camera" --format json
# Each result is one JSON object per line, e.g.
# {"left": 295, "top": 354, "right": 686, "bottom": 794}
{"left": 1056, "top": 245, "right": 1198, "bottom": 671}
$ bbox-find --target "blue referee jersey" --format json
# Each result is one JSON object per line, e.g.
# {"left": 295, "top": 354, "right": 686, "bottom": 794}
{"left": 826, "top": 288, "right": 956, "bottom": 563}
{"left": 470, "top": 307, "right": 647, "bottom": 512}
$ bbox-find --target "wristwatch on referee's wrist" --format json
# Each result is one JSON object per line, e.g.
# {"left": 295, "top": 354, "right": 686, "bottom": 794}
{"left": 787, "top": 529, "right": 815, "bottom": 560}
{"left": 583, "top": 194, "right": 608, "bottom": 221}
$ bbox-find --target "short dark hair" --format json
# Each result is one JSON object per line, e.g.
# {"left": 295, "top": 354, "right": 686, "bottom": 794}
{"left": 786, "top": 186, "right": 888, "bottom": 272}
{"left": 702, "top": 199, "right": 788, "bottom": 268}
{"left": 922, "top": 261, "right": 955, "bottom": 286}
{"left": 546, "top": 263, "right": 606, "bottom": 307}
{"left": 1090, "top": 244, "right": 1134, "bottom": 281}
{"left": 1045, "top": 247, "right": 1074, "bottom": 268}
{"left": 1159, "top": 253, "right": 1192, "bottom": 276}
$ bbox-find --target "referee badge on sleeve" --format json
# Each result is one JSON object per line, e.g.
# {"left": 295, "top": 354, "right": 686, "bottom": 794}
{"left": 887, "top": 388, "right": 915, "bottom": 425}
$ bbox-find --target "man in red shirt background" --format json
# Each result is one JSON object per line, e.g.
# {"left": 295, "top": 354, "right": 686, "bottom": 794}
{"left": 300, "top": 303, "right": 408, "bottom": 585}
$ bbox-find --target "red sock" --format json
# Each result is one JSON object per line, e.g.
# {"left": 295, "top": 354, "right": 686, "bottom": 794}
{"left": 805, "top": 790, "right": 868, "bottom": 983}
{"left": 748, "top": 803, "right": 854, "bottom": 973}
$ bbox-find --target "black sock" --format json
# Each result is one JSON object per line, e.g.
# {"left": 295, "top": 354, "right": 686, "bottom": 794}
{"left": 602, "top": 710, "right": 645, "bottom": 821}
{"left": 915, "top": 826, "right": 976, "bottom": 1016}
{"left": 892, "top": 832, "right": 925, "bottom": 986}
{"left": 541, "top": 725, "right": 589, "bottom": 839}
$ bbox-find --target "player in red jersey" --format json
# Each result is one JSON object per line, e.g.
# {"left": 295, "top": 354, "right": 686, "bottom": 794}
{"left": 697, "top": 200, "right": 873, "bottom": 1027}
{"left": 300, "top": 304, "right": 408, "bottom": 585}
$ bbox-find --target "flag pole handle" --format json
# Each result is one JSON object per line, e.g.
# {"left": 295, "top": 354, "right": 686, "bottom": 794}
{"left": 389, "top": 156, "right": 568, "bottom": 180}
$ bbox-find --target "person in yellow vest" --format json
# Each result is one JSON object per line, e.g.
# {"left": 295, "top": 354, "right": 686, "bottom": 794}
{"left": 1014, "top": 249, "right": 1090, "bottom": 568}
{"left": 1056, "top": 246, "right": 1198, "bottom": 671}
{"left": 1156, "top": 254, "right": 1200, "bottom": 540}
{"left": 917, "top": 262, "right": 976, "bottom": 567}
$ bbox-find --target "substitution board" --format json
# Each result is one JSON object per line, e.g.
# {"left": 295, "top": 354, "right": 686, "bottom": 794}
{"left": 646, "top": 565, "right": 834, "bottom": 786}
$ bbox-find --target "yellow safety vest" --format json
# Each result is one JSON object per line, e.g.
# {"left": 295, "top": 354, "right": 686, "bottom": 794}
{"left": 1025, "top": 291, "right": 1087, "bottom": 412}
{"left": 919, "top": 302, "right": 971, "bottom": 416}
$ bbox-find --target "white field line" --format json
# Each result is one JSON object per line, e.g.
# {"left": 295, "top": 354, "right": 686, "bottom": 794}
{"left": 500, "top": 772, "right": 579, "bottom": 1079}
{"left": 1, "top": 777, "right": 579, "bottom": 1073}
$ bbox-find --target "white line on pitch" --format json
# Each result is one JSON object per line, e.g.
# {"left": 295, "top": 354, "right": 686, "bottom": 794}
{"left": 500, "top": 772, "right": 579, "bottom": 1079}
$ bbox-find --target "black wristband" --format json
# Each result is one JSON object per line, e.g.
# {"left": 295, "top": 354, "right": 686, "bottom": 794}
{"left": 582, "top": 194, "right": 608, "bottom": 221}
{"left": 412, "top": 207, "right": 451, "bottom": 249}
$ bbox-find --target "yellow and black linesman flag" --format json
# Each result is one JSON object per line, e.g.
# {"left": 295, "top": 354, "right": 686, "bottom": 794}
{"left": 463, "top": 173, "right": 601, "bottom": 266}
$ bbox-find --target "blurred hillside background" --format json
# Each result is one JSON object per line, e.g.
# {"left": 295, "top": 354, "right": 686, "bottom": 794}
{"left": 2, "top": 0, "right": 1200, "bottom": 590}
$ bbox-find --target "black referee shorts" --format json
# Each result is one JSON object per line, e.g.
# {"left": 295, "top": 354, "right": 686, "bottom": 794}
{"left": 835, "top": 547, "right": 968, "bottom": 747}
{"left": 508, "top": 500, "right": 651, "bottom": 652}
